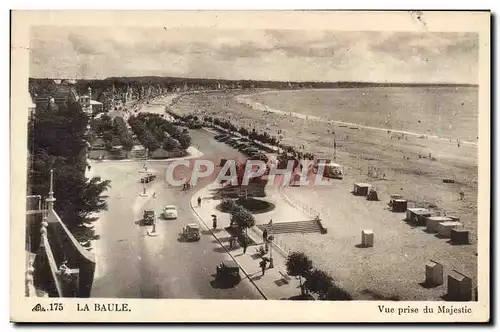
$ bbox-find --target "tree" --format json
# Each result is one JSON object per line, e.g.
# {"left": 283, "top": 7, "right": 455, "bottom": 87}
{"left": 102, "top": 130, "right": 114, "bottom": 145}
{"left": 178, "top": 133, "right": 191, "bottom": 149}
{"left": 230, "top": 205, "right": 255, "bottom": 234}
{"left": 325, "top": 284, "right": 353, "bottom": 301}
{"left": 304, "top": 268, "right": 334, "bottom": 299}
{"left": 286, "top": 251, "right": 313, "bottom": 295}
{"left": 163, "top": 137, "right": 178, "bottom": 151}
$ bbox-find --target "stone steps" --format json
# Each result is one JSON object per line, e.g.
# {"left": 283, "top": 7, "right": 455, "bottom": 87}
{"left": 257, "top": 220, "right": 322, "bottom": 235}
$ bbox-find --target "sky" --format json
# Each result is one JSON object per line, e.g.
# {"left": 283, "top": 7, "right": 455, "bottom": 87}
{"left": 29, "top": 27, "right": 479, "bottom": 84}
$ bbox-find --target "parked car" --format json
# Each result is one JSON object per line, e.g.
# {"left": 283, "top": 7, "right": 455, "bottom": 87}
{"left": 214, "top": 134, "right": 228, "bottom": 140}
{"left": 243, "top": 147, "right": 260, "bottom": 155}
{"left": 229, "top": 139, "right": 245, "bottom": 147}
{"left": 188, "top": 121, "right": 203, "bottom": 129}
{"left": 235, "top": 142, "right": 249, "bottom": 150}
{"left": 163, "top": 205, "right": 178, "bottom": 219}
{"left": 248, "top": 153, "right": 269, "bottom": 162}
{"left": 141, "top": 173, "right": 157, "bottom": 183}
{"left": 215, "top": 260, "right": 241, "bottom": 285}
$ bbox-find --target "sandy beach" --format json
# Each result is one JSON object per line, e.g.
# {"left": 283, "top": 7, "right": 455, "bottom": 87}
{"left": 168, "top": 89, "right": 479, "bottom": 300}
{"left": 171, "top": 90, "right": 478, "bottom": 234}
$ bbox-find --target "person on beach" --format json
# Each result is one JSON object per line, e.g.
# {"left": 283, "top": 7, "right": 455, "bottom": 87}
{"left": 197, "top": 196, "right": 202, "bottom": 207}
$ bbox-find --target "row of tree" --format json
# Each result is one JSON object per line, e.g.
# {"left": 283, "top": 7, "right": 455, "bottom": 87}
{"left": 127, "top": 113, "right": 191, "bottom": 152}
{"left": 28, "top": 98, "right": 111, "bottom": 244}
{"left": 112, "top": 117, "right": 134, "bottom": 151}
{"left": 90, "top": 114, "right": 134, "bottom": 152}
{"left": 201, "top": 116, "right": 316, "bottom": 160}
{"left": 286, "top": 251, "right": 352, "bottom": 300}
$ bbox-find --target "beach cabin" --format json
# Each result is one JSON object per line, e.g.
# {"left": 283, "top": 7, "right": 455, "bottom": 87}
{"left": 425, "top": 260, "right": 444, "bottom": 286}
{"left": 447, "top": 270, "right": 472, "bottom": 301}
{"left": 437, "top": 221, "right": 463, "bottom": 238}
{"left": 366, "top": 188, "right": 379, "bottom": 201}
{"left": 426, "top": 216, "right": 453, "bottom": 233}
{"left": 361, "top": 230, "right": 374, "bottom": 248}
{"left": 392, "top": 199, "right": 408, "bottom": 212}
{"left": 406, "top": 208, "right": 433, "bottom": 226}
{"left": 450, "top": 229, "right": 470, "bottom": 245}
{"left": 353, "top": 183, "right": 371, "bottom": 196}
{"left": 315, "top": 159, "right": 344, "bottom": 179}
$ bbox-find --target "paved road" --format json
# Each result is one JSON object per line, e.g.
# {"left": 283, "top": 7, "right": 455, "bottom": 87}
{"left": 91, "top": 129, "right": 262, "bottom": 299}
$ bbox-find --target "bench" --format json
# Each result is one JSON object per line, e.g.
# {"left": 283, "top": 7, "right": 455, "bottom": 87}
{"left": 279, "top": 271, "right": 291, "bottom": 284}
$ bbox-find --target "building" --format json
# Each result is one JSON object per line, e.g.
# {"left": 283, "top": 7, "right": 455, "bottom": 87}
{"left": 79, "top": 87, "right": 103, "bottom": 116}
{"left": 31, "top": 80, "right": 103, "bottom": 117}
{"left": 26, "top": 89, "right": 36, "bottom": 116}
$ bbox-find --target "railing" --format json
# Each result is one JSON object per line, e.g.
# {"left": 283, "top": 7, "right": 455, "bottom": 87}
{"left": 47, "top": 209, "right": 95, "bottom": 297}
{"left": 29, "top": 204, "right": 96, "bottom": 298}
{"left": 41, "top": 233, "right": 64, "bottom": 297}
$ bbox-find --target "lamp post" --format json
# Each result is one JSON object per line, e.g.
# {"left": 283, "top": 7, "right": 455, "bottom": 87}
{"left": 328, "top": 128, "right": 336, "bottom": 161}
{"left": 151, "top": 193, "right": 157, "bottom": 234}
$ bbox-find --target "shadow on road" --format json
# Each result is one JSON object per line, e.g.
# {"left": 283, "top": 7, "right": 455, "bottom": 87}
{"left": 201, "top": 229, "right": 223, "bottom": 235}
{"left": 134, "top": 219, "right": 150, "bottom": 227}
{"left": 212, "top": 236, "right": 231, "bottom": 243}
{"left": 209, "top": 274, "right": 240, "bottom": 289}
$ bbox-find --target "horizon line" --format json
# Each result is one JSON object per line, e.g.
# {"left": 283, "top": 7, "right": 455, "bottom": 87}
{"left": 28, "top": 76, "right": 479, "bottom": 86}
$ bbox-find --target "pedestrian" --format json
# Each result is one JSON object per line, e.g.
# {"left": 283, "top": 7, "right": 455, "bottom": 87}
{"left": 259, "top": 259, "right": 267, "bottom": 276}
{"left": 197, "top": 196, "right": 202, "bottom": 207}
{"left": 262, "top": 228, "right": 268, "bottom": 242}
{"left": 242, "top": 237, "right": 248, "bottom": 254}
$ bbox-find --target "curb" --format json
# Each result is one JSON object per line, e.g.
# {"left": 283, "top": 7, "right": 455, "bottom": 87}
{"left": 189, "top": 187, "right": 268, "bottom": 300}
{"left": 87, "top": 148, "right": 204, "bottom": 164}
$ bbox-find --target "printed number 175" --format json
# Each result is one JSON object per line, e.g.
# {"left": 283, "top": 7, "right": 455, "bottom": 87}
{"left": 49, "top": 303, "right": 64, "bottom": 311}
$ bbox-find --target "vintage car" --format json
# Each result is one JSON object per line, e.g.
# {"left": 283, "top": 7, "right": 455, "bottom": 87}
{"left": 143, "top": 209, "right": 155, "bottom": 225}
{"left": 140, "top": 173, "right": 157, "bottom": 183}
{"left": 182, "top": 223, "right": 200, "bottom": 241}
{"left": 163, "top": 205, "right": 178, "bottom": 219}
{"left": 215, "top": 260, "right": 241, "bottom": 284}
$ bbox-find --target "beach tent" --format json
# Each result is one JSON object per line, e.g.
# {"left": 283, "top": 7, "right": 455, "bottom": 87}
{"left": 447, "top": 270, "right": 472, "bottom": 301}
{"left": 353, "top": 183, "right": 371, "bottom": 196}
{"left": 406, "top": 208, "right": 433, "bottom": 226}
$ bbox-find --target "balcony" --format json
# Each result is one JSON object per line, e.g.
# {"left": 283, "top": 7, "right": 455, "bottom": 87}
{"left": 25, "top": 194, "right": 96, "bottom": 298}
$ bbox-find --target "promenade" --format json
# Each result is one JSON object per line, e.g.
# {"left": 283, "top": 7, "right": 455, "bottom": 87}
{"left": 190, "top": 182, "right": 309, "bottom": 300}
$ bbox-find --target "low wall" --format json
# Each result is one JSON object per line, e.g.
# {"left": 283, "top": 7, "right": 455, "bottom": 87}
{"left": 46, "top": 209, "right": 96, "bottom": 297}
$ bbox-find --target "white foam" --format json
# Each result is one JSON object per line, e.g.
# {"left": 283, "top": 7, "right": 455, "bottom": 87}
{"left": 235, "top": 92, "right": 478, "bottom": 147}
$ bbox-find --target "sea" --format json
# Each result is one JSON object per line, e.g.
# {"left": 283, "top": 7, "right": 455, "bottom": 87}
{"left": 243, "top": 87, "right": 479, "bottom": 143}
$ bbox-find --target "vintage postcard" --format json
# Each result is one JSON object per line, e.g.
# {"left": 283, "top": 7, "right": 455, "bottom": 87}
{"left": 10, "top": 10, "right": 490, "bottom": 323}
